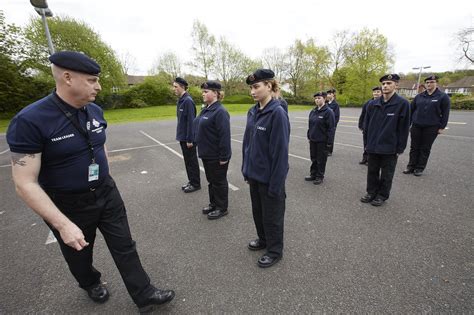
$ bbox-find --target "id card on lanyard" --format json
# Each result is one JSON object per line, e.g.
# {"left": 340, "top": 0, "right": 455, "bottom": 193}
{"left": 53, "top": 94, "right": 99, "bottom": 182}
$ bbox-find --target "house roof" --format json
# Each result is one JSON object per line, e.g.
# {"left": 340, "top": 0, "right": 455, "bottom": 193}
{"left": 397, "top": 79, "right": 417, "bottom": 90}
{"left": 445, "top": 76, "right": 474, "bottom": 88}
{"left": 127, "top": 75, "right": 147, "bottom": 85}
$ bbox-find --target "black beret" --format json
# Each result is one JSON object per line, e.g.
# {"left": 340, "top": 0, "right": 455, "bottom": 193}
{"left": 326, "top": 88, "right": 336, "bottom": 94}
{"left": 424, "top": 75, "right": 439, "bottom": 82}
{"left": 313, "top": 91, "right": 327, "bottom": 98}
{"left": 200, "top": 80, "right": 222, "bottom": 91}
{"left": 379, "top": 74, "right": 400, "bottom": 82}
{"left": 246, "top": 69, "right": 275, "bottom": 85}
{"left": 174, "top": 77, "right": 188, "bottom": 87}
{"left": 49, "top": 51, "right": 101, "bottom": 76}
{"left": 372, "top": 86, "right": 382, "bottom": 91}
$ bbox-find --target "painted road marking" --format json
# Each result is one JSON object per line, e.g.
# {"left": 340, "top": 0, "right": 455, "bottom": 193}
{"left": 140, "top": 130, "right": 239, "bottom": 191}
{"left": 45, "top": 230, "right": 57, "bottom": 245}
{"left": 0, "top": 149, "right": 9, "bottom": 155}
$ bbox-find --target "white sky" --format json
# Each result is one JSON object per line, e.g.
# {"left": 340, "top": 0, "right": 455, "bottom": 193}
{"left": 3, "top": 0, "right": 474, "bottom": 75}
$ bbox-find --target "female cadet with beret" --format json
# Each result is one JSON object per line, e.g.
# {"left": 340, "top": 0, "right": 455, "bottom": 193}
{"left": 193, "top": 81, "right": 231, "bottom": 220}
{"left": 242, "top": 69, "right": 290, "bottom": 268}
{"left": 305, "top": 91, "right": 335, "bottom": 185}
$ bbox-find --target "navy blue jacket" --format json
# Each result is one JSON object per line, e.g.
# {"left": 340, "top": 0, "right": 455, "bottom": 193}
{"left": 278, "top": 98, "right": 288, "bottom": 113}
{"left": 193, "top": 101, "right": 231, "bottom": 161}
{"left": 7, "top": 92, "right": 108, "bottom": 192}
{"left": 363, "top": 93, "right": 410, "bottom": 155}
{"left": 307, "top": 104, "right": 335, "bottom": 144}
{"left": 358, "top": 99, "right": 372, "bottom": 130}
{"left": 327, "top": 100, "right": 340, "bottom": 125}
{"left": 242, "top": 99, "right": 290, "bottom": 197}
{"left": 176, "top": 92, "right": 196, "bottom": 142}
{"left": 411, "top": 88, "right": 450, "bottom": 129}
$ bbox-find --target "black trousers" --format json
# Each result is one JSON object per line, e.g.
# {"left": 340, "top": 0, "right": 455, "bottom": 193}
{"left": 309, "top": 141, "right": 328, "bottom": 179}
{"left": 46, "top": 176, "right": 155, "bottom": 306}
{"left": 202, "top": 159, "right": 229, "bottom": 210}
{"left": 179, "top": 141, "right": 201, "bottom": 187}
{"left": 366, "top": 153, "right": 398, "bottom": 200}
{"left": 407, "top": 125, "right": 439, "bottom": 171}
{"left": 362, "top": 132, "right": 368, "bottom": 160}
{"left": 328, "top": 126, "right": 337, "bottom": 154}
{"left": 249, "top": 180, "right": 286, "bottom": 258}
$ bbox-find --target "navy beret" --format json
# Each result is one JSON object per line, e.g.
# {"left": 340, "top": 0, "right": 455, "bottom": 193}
{"left": 372, "top": 86, "right": 382, "bottom": 91}
{"left": 200, "top": 80, "right": 222, "bottom": 91}
{"left": 313, "top": 91, "right": 327, "bottom": 98}
{"left": 246, "top": 69, "right": 275, "bottom": 85}
{"left": 424, "top": 75, "right": 439, "bottom": 82}
{"left": 175, "top": 77, "right": 188, "bottom": 87}
{"left": 49, "top": 51, "right": 101, "bottom": 76}
{"left": 326, "top": 88, "right": 336, "bottom": 94}
{"left": 379, "top": 73, "right": 400, "bottom": 82}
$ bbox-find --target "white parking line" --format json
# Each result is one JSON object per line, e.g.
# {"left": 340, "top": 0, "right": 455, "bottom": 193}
{"left": 0, "top": 164, "right": 11, "bottom": 168}
{"left": 140, "top": 130, "right": 239, "bottom": 191}
{"left": 0, "top": 149, "right": 9, "bottom": 155}
{"left": 290, "top": 134, "right": 363, "bottom": 148}
{"left": 45, "top": 230, "right": 57, "bottom": 245}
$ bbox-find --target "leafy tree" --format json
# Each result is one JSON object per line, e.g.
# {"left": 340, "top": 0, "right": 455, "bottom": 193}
{"left": 189, "top": 20, "right": 215, "bottom": 79}
{"left": 24, "top": 15, "right": 126, "bottom": 93}
{"left": 285, "top": 39, "right": 311, "bottom": 97}
{"left": 261, "top": 47, "right": 288, "bottom": 82}
{"left": 149, "top": 51, "right": 182, "bottom": 81}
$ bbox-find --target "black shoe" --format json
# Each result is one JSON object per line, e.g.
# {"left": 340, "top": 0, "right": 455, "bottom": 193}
{"left": 138, "top": 288, "right": 175, "bottom": 313}
{"left": 359, "top": 159, "right": 368, "bottom": 165}
{"left": 414, "top": 169, "right": 423, "bottom": 176}
{"left": 181, "top": 182, "right": 190, "bottom": 190}
{"left": 183, "top": 184, "right": 201, "bottom": 193}
{"left": 360, "top": 194, "right": 376, "bottom": 203}
{"left": 202, "top": 206, "right": 215, "bottom": 214}
{"left": 86, "top": 283, "right": 109, "bottom": 303}
{"left": 207, "top": 209, "right": 228, "bottom": 220}
{"left": 402, "top": 168, "right": 414, "bottom": 174}
{"left": 248, "top": 239, "right": 266, "bottom": 251}
{"left": 257, "top": 255, "right": 281, "bottom": 268}
{"left": 313, "top": 178, "right": 323, "bottom": 185}
{"left": 305, "top": 175, "right": 316, "bottom": 181}
{"left": 371, "top": 197, "right": 385, "bottom": 206}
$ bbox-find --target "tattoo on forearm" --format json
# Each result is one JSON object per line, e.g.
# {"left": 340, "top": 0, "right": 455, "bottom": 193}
{"left": 11, "top": 153, "right": 35, "bottom": 166}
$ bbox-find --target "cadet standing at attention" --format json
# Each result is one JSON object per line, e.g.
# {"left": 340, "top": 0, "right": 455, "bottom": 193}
{"left": 403, "top": 75, "right": 450, "bottom": 176}
{"left": 242, "top": 69, "right": 290, "bottom": 268}
{"left": 361, "top": 74, "right": 410, "bottom": 206}
{"left": 6, "top": 51, "right": 174, "bottom": 313}
{"left": 305, "top": 91, "right": 335, "bottom": 185}
{"left": 173, "top": 77, "right": 201, "bottom": 193}
{"left": 193, "top": 81, "right": 231, "bottom": 220}
{"left": 326, "top": 88, "right": 340, "bottom": 156}
{"left": 358, "top": 86, "right": 382, "bottom": 165}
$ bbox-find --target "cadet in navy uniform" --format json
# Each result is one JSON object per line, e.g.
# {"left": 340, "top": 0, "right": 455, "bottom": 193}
{"left": 173, "top": 77, "right": 201, "bottom": 192}
{"left": 358, "top": 86, "right": 382, "bottom": 165}
{"left": 326, "top": 89, "right": 340, "bottom": 156}
{"left": 361, "top": 74, "right": 410, "bottom": 206}
{"left": 6, "top": 51, "right": 174, "bottom": 312}
{"left": 403, "top": 75, "right": 450, "bottom": 176}
{"left": 305, "top": 91, "right": 335, "bottom": 185}
{"left": 273, "top": 89, "right": 288, "bottom": 113}
{"left": 193, "top": 81, "right": 231, "bottom": 220}
{"left": 243, "top": 69, "right": 290, "bottom": 268}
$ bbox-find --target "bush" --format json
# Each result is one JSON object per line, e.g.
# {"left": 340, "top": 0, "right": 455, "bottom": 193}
{"left": 225, "top": 94, "right": 254, "bottom": 104}
{"left": 129, "top": 98, "right": 147, "bottom": 108}
{"left": 124, "top": 78, "right": 174, "bottom": 106}
{"left": 451, "top": 98, "right": 474, "bottom": 110}
{"left": 187, "top": 86, "right": 203, "bottom": 106}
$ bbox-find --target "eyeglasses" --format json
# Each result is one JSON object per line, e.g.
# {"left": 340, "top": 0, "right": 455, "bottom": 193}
{"left": 425, "top": 81, "right": 437, "bottom": 84}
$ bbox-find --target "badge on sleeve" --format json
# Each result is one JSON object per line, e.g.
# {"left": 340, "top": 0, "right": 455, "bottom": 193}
{"left": 88, "top": 163, "right": 99, "bottom": 182}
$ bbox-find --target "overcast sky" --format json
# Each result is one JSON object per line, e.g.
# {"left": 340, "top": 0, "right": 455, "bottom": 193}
{"left": 3, "top": 0, "right": 474, "bottom": 76}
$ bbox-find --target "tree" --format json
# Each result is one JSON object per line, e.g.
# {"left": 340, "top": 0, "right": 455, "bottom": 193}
{"left": 213, "top": 37, "right": 257, "bottom": 94}
{"left": 118, "top": 51, "right": 138, "bottom": 75}
{"left": 24, "top": 15, "right": 126, "bottom": 93}
{"left": 341, "top": 28, "right": 393, "bottom": 104}
{"left": 328, "top": 30, "right": 351, "bottom": 92}
{"left": 456, "top": 27, "right": 474, "bottom": 64}
{"left": 304, "top": 39, "right": 332, "bottom": 92}
{"left": 261, "top": 47, "right": 288, "bottom": 82}
{"left": 149, "top": 52, "right": 182, "bottom": 81}
{"left": 189, "top": 20, "right": 215, "bottom": 79}
{"left": 285, "top": 39, "right": 311, "bottom": 97}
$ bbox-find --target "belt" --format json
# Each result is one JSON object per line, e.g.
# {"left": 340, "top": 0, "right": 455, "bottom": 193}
{"left": 44, "top": 176, "right": 108, "bottom": 196}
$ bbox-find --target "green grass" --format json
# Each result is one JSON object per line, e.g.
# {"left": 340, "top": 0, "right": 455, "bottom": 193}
{"left": 0, "top": 104, "right": 313, "bottom": 133}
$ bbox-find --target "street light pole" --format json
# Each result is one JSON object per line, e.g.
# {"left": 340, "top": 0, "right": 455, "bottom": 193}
{"left": 412, "top": 65, "right": 431, "bottom": 92}
{"left": 30, "top": 0, "right": 55, "bottom": 55}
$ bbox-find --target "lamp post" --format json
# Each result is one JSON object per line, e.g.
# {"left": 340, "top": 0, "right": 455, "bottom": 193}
{"left": 412, "top": 65, "right": 431, "bottom": 92}
{"left": 30, "top": 0, "right": 55, "bottom": 55}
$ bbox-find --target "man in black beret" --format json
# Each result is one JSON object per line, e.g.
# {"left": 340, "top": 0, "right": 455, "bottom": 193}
{"left": 403, "top": 74, "right": 450, "bottom": 176}
{"left": 325, "top": 88, "right": 340, "bottom": 156}
{"left": 361, "top": 74, "right": 410, "bottom": 206}
{"left": 6, "top": 51, "right": 175, "bottom": 312}
{"left": 173, "top": 77, "right": 201, "bottom": 193}
{"left": 358, "top": 86, "right": 382, "bottom": 165}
